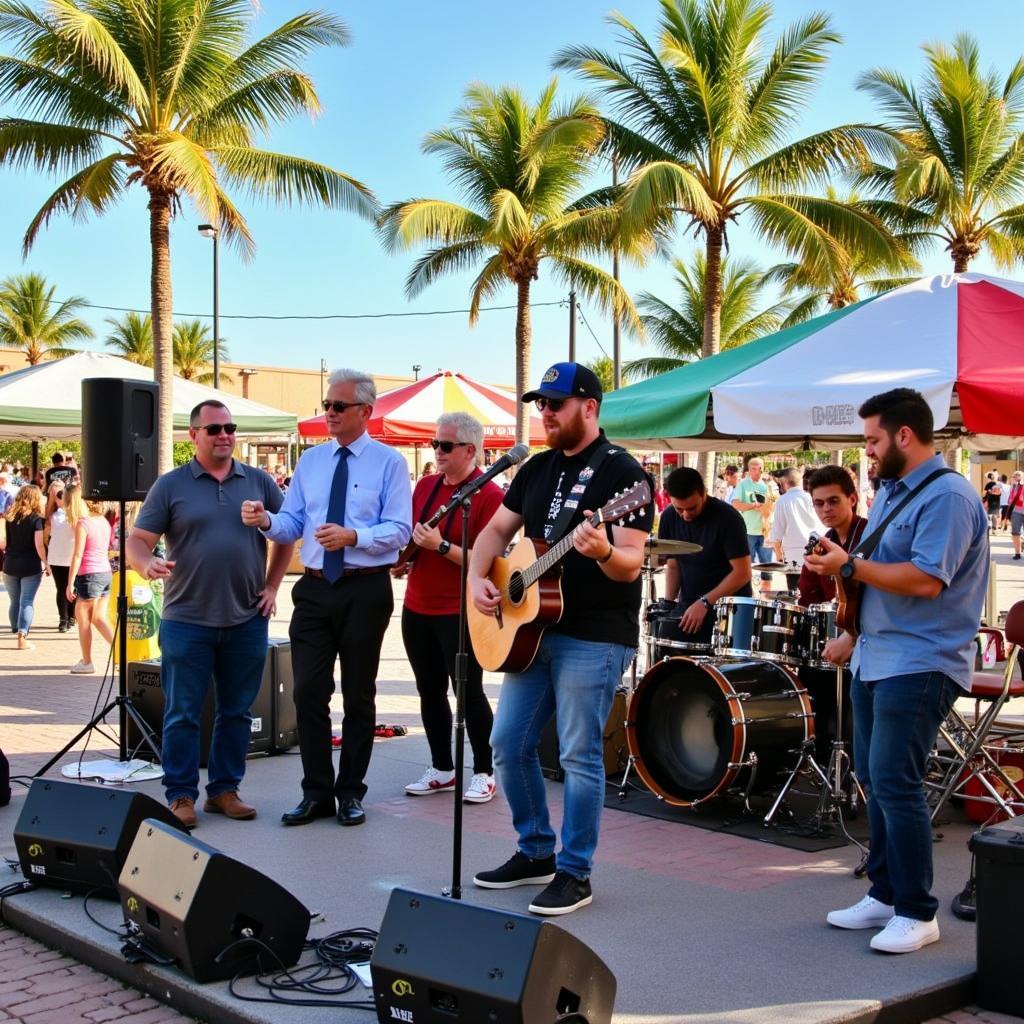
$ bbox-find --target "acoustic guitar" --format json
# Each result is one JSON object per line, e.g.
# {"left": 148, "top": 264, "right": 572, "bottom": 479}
{"left": 805, "top": 530, "right": 860, "bottom": 637}
{"left": 468, "top": 480, "right": 651, "bottom": 673}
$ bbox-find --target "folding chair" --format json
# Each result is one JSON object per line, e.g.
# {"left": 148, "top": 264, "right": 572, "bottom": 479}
{"left": 927, "top": 601, "right": 1024, "bottom": 822}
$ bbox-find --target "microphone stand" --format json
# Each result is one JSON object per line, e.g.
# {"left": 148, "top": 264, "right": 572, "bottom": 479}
{"left": 442, "top": 493, "right": 474, "bottom": 900}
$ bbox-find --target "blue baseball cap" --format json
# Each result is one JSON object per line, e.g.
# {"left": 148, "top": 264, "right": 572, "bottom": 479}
{"left": 522, "top": 362, "right": 603, "bottom": 403}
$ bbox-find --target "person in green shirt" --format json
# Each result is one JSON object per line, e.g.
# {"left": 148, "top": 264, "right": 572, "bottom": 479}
{"left": 731, "top": 458, "right": 772, "bottom": 569}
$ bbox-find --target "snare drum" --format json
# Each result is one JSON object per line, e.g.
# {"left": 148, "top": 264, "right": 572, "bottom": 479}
{"left": 805, "top": 602, "right": 838, "bottom": 669}
{"left": 714, "top": 596, "right": 808, "bottom": 668}
{"left": 643, "top": 601, "right": 713, "bottom": 660}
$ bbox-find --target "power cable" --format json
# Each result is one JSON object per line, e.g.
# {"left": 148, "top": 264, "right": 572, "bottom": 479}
{"left": 574, "top": 304, "right": 611, "bottom": 360}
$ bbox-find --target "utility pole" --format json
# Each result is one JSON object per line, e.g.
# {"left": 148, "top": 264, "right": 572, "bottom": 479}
{"left": 568, "top": 289, "right": 576, "bottom": 362}
{"left": 612, "top": 155, "right": 621, "bottom": 389}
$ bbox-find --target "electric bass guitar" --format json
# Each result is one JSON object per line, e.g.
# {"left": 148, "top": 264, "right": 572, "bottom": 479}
{"left": 805, "top": 530, "right": 861, "bottom": 637}
{"left": 468, "top": 480, "right": 651, "bottom": 673}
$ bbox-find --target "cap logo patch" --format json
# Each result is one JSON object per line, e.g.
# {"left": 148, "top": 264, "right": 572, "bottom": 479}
{"left": 541, "top": 367, "right": 559, "bottom": 384}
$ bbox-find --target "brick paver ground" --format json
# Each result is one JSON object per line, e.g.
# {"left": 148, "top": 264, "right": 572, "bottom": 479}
{"left": 2, "top": 530, "right": 1023, "bottom": 1023}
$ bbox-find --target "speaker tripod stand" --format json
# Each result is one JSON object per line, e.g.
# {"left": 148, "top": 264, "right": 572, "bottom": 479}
{"left": 34, "top": 499, "right": 162, "bottom": 779}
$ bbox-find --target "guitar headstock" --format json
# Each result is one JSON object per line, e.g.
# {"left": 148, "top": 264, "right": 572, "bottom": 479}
{"left": 591, "top": 480, "right": 652, "bottom": 528}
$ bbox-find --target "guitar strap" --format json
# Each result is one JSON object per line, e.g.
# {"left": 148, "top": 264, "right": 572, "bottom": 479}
{"left": 545, "top": 439, "right": 624, "bottom": 546}
{"left": 852, "top": 467, "right": 955, "bottom": 560}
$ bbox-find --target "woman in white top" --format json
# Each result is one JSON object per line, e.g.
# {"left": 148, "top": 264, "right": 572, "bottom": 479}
{"left": 44, "top": 480, "right": 75, "bottom": 632}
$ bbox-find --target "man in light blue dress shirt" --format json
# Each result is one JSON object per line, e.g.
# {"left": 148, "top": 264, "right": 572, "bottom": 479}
{"left": 241, "top": 368, "right": 411, "bottom": 827}
{"left": 806, "top": 387, "right": 987, "bottom": 954}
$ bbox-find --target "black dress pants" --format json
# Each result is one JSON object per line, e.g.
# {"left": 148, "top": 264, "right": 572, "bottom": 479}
{"left": 401, "top": 606, "right": 494, "bottom": 775}
{"left": 50, "top": 565, "right": 71, "bottom": 623}
{"left": 289, "top": 571, "right": 394, "bottom": 801}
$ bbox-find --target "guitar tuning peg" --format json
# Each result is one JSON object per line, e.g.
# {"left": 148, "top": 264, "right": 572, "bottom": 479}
{"left": 628, "top": 513, "right": 636, "bottom": 521}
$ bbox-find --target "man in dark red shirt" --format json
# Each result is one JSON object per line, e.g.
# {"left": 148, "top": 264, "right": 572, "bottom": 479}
{"left": 393, "top": 413, "right": 503, "bottom": 803}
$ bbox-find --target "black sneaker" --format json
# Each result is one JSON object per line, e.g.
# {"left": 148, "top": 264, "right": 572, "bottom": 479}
{"left": 473, "top": 851, "right": 556, "bottom": 889}
{"left": 528, "top": 871, "right": 593, "bottom": 916}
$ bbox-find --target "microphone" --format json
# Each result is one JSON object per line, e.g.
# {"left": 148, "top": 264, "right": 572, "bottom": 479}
{"left": 449, "top": 443, "right": 529, "bottom": 504}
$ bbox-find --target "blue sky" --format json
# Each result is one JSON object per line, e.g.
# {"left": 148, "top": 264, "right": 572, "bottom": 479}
{"left": 0, "top": 0, "right": 1019, "bottom": 390}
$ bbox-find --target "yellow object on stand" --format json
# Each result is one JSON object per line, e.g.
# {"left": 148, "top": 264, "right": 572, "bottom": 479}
{"left": 107, "top": 569, "right": 163, "bottom": 664}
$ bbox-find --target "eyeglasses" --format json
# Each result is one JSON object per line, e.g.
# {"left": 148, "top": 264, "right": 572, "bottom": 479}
{"left": 322, "top": 400, "right": 367, "bottom": 414}
{"left": 535, "top": 397, "right": 568, "bottom": 412}
{"left": 430, "top": 439, "right": 471, "bottom": 453}
{"left": 196, "top": 423, "right": 238, "bottom": 436}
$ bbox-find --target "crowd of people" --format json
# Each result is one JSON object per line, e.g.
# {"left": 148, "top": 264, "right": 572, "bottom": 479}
{"left": 0, "top": 366, "right": 1013, "bottom": 948}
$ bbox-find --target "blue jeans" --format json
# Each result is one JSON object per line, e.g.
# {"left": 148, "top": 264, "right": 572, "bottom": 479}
{"left": 490, "top": 632, "right": 633, "bottom": 879}
{"left": 4, "top": 573, "right": 42, "bottom": 634}
{"left": 851, "top": 671, "right": 959, "bottom": 921}
{"left": 158, "top": 614, "right": 268, "bottom": 803}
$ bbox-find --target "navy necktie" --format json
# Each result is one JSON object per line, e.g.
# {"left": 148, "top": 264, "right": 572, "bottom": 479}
{"left": 323, "top": 446, "right": 350, "bottom": 583}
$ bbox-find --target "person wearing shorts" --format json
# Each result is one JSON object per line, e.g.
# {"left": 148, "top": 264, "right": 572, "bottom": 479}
{"left": 64, "top": 482, "right": 114, "bottom": 674}
{"left": 1007, "top": 472, "right": 1024, "bottom": 559}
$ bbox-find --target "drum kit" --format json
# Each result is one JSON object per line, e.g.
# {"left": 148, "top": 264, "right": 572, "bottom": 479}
{"left": 621, "top": 541, "right": 863, "bottom": 834}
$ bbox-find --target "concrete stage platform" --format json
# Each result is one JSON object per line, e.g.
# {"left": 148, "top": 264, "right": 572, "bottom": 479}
{"left": 0, "top": 727, "right": 979, "bottom": 1024}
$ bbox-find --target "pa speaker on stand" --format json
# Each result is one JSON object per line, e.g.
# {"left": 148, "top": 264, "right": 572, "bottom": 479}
{"left": 81, "top": 378, "right": 158, "bottom": 500}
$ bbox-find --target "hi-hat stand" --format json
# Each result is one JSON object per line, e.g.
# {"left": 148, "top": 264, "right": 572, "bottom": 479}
{"left": 34, "top": 499, "right": 162, "bottom": 778}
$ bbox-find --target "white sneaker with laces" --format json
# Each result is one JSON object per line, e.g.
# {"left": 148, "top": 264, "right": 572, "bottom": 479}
{"left": 405, "top": 767, "right": 456, "bottom": 796}
{"left": 826, "top": 895, "right": 895, "bottom": 930}
{"left": 870, "top": 915, "right": 940, "bottom": 953}
{"left": 70, "top": 660, "right": 95, "bottom": 675}
{"left": 464, "top": 773, "right": 496, "bottom": 804}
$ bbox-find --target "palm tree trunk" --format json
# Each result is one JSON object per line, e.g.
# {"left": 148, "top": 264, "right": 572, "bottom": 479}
{"left": 515, "top": 277, "right": 532, "bottom": 446}
{"left": 698, "top": 225, "right": 725, "bottom": 487}
{"left": 953, "top": 255, "right": 969, "bottom": 273}
{"left": 149, "top": 190, "right": 174, "bottom": 474}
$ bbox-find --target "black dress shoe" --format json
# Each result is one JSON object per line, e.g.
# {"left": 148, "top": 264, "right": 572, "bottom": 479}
{"left": 281, "top": 797, "right": 335, "bottom": 826}
{"left": 337, "top": 797, "right": 366, "bottom": 826}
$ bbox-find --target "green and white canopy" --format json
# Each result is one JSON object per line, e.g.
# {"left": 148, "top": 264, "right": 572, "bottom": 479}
{"left": 602, "top": 273, "right": 1024, "bottom": 452}
{"left": 0, "top": 351, "right": 297, "bottom": 440}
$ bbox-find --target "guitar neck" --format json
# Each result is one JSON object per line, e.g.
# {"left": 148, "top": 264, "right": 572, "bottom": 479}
{"left": 519, "top": 526, "right": 585, "bottom": 590}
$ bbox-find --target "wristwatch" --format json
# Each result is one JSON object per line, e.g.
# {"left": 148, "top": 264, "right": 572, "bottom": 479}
{"left": 699, "top": 595, "right": 714, "bottom": 611}
{"left": 437, "top": 540, "right": 452, "bottom": 557}
{"left": 839, "top": 554, "right": 861, "bottom": 580}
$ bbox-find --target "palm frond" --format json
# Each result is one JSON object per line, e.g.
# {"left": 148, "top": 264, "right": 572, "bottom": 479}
{"left": 547, "top": 254, "right": 642, "bottom": 336}
{"left": 378, "top": 199, "right": 488, "bottom": 253}
{"left": 618, "top": 160, "right": 715, "bottom": 240}
{"left": 0, "top": 117, "right": 103, "bottom": 174}
{"left": 403, "top": 240, "right": 488, "bottom": 300}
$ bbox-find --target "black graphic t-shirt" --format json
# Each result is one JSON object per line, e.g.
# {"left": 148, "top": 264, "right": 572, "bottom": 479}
{"left": 502, "top": 431, "right": 653, "bottom": 647}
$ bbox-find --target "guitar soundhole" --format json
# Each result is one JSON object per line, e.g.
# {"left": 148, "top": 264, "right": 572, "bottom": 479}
{"left": 508, "top": 571, "right": 526, "bottom": 606}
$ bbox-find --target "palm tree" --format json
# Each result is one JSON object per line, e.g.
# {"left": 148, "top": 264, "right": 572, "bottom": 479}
{"left": 857, "top": 34, "right": 1024, "bottom": 272}
{"left": 378, "top": 81, "right": 643, "bottom": 444}
{"left": 104, "top": 311, "right": 152, "bottom": 366}
{"left": 0, "top": 272, "right": 93, "bottom": 363}
{"left": 586, "top": 354, "right": 615, "bottom": 393}
{"left": 172, "top": 319, "right": 230, "bottom": 385}
{"left": 555, "top": 0, "right": 898, "bottom": 480}
{"left": 763, "top": 187, "right": 927, "bottom": 323}
{"left": 0, "top": 2, "right": 377, "bottom": 472}
{"left": 625, "top": 253, "right": 789, "bottom": 380}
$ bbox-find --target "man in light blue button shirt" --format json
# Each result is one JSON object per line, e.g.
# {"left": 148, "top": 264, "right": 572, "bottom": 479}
{"left": 805, "top": 387, "right": 987, "bottom": 954}
{"left": 241, "top": 368, "right": 411, "bottom": 828}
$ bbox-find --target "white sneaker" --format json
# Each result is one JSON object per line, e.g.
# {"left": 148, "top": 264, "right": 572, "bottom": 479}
{"left": 70, "top": 660, "right": 95, "bottom": 674}
{"left": 826, "top": 895, "right": 895, "bottom": 930}
{"left": 405, "top": 767, "right": 456, "bottom": 796}
{"left": 870, "top": 915, "right": 940, "bottom": 953}
{"left": 464, "top": 773, "right": 496, "bottom": 804}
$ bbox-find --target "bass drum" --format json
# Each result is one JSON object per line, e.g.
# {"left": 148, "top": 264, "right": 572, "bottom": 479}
{"left": 626, "top": 656, "right": 814, "bottom": 808}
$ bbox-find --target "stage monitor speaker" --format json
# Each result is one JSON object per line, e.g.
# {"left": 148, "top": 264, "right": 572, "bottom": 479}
{"left": 14, "top": 780, "right": 185, "bottom": 894}
{"left": 0, "top": 748, "right": 9, "bottom": 807}
{"left": 269, "top": 639, "right": 298, "bottom": 752}
{"left": 81, "top": 377, "right": 158, "bottom": 500}
{"left": 370, "top": 888, "right": 616, "bottom": 1024}
{"left": 118, "top": 819, "right": 309, "bottom": 982}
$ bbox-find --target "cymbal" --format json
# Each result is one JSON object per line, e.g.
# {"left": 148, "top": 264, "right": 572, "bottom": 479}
{"left": 754, "top": 562, "right": 798, "bottom": 572}
{"left": 645, "top": 538, "right": 702, "bottom": 556}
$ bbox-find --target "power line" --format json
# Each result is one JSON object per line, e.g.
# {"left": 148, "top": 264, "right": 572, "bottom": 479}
{"left": 574, "top": 304, "right": 610, "bottom": 360}
{"left": 52, "top": 298, "right": 567, "bottom": 322}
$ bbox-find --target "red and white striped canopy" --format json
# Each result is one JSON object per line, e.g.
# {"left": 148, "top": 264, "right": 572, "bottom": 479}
{"left": 298, "top": 370, "right": 546, "bottom": 447}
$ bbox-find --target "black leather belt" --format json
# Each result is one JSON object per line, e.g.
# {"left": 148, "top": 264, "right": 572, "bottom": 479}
{"left": 305, "top": 565, "right": 393, "bottom": 580}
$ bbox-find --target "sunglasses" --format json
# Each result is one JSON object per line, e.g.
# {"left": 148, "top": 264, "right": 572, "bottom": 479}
{"left": 535, "top": 397, "right": 568, "bottom": 412}
{"left": 430, "top": 439, "right": 471, "bottom": 453}
{"left": 323, "top": 400, "right": 367, "bottom": 414}
{"left": 197, "top": 422, "right": 238, "bottom": 436}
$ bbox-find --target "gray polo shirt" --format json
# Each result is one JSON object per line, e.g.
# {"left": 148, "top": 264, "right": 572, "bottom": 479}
{"left": 135, "top": 459, "right": 283, "bottom": 627}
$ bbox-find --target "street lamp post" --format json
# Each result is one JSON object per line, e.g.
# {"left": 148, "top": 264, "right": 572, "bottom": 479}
{"left": 412, "top": 363, "right": 422, "bottom": 381}
{"left": 197, "top": 224, "right": 220, "bottom": 388}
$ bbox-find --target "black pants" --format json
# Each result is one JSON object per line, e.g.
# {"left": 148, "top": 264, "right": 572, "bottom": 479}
{"left": 401, "top": 607, "right": 493, "bottom": 775}
{"left": 289, "top": 571, "right": 394, "bottom": 801}
{"left": 50, "top": 565, "right": 71, "bottom": 624}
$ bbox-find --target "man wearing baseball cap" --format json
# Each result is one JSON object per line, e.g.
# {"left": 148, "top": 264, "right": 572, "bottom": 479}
{"left": 468, "top": 361, "right": 653, "bottom": 915}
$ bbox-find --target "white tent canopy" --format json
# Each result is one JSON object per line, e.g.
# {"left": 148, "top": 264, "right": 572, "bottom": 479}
{"left": 0, "top": 351, "right": 297, "bottom": 440}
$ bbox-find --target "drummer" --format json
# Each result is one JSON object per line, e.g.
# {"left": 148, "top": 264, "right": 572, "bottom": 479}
{"left": 796, "top": 465, "right": 869, "bottom": 764}
{"left": 658, "top": 467, "right": 753, "bottom": 647}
